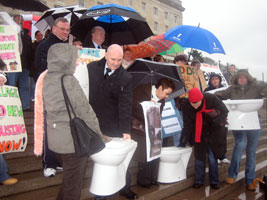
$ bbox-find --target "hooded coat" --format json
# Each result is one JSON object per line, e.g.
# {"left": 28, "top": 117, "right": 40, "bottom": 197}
{"left": 180, "top": 93, "right": 228, "bottom": 161}
{"left": 204, "top": 73, "right": 224, "bottom": 92}
{"left": 215, "top": 69, "right": 267, "bottom": 100}
{"left": 43, "top": 43, "right": 102, "bottom": 154}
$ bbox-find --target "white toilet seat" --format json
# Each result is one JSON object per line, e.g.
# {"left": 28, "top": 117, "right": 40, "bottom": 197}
{"left": 89, "top": 138, "right": 137, "bottom": 196}
{"left": 158, "top": 146, "right": 192, "bottom": 183}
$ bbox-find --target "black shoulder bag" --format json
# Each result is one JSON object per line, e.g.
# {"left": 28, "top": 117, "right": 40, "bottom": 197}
{"left": 61, "top": 75, "right": 105, "bottom": 156}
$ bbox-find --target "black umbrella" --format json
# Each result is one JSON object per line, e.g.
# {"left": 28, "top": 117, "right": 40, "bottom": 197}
{"left": 71, "top": 3, "right": 153, "bottom": 45}
{"left": 127, "top": 59, "right": 187, "bottom": 99}
{"left": 35, "top": 5, "right": 87, "bottom": 34}
{"left": 0, "top": 0, "right": 49, "bottom": 12}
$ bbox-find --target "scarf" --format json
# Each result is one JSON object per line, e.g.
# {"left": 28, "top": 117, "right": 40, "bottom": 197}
{"left": 195, "top": 100, "right": 214, "bottom": 143}
{"left": 34, "top": 70, "right": 47, "bottom": 156}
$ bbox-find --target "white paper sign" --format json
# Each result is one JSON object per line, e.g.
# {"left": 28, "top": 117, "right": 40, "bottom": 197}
{"left": 141, "top": 101, "right": 162, "bottom": 162}
{"left": 0, "top": 85, "right": 27, "bottom": 154}
{"left": 74, "top": 48, "right": 105, "bottom": 99}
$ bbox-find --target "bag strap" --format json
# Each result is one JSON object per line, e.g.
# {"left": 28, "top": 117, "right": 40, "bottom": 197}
{"left": 61, "top": 75, "right": 77, "bottom": 120}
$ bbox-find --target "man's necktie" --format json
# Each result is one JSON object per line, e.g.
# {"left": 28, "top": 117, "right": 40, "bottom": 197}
{"left": 104, "top": 68, "right": 111, "bottom": 80}
{"left": 98, "top": 45, "right": 101, "bottom": 49}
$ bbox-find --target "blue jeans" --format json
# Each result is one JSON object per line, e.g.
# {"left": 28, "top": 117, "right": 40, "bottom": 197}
{"left": 0, "top": 155, "right": 10, "bottom": 182}
{"left": 194, "top": 147, "right": 219, "bottom": 185}
{"left": 228, "top": 129, "right": 261, "bottom": 184}
{"left": 8, "top": 68, "right": 30, "bottom": 110}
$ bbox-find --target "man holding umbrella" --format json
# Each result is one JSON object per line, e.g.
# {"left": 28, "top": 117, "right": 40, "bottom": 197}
{"left": 87, "top": 44, "right": 138, "bottom": 200}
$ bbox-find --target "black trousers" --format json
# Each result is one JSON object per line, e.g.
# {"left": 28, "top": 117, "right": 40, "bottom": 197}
{"left": 137, "top": 158, "right": 159, "bottom": 185}
{"left": 56, "top": 153, "right": 88, "bottom": 200}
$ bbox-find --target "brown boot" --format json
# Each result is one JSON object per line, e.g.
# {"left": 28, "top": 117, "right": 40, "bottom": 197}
{"left": 246, "top": 184, "right": 256, "bottom": 191}
{"left": 225, "top": 177, "right": 235, "bottom": 184}
{"left": 2, "top": 178, "right": 18, "bottom": 185}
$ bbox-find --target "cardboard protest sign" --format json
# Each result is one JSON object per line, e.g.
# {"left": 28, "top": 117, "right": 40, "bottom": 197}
{"left": 200, "top": 63, "right": 228, "bottom": 87}
{"left": 0, "top": 25, "right": 22, "bottom": 72}
{"left": 74, "top": 48, "right": 105, "bottom": 99}
{"left": 0, "top": 85, "right": 27, "bottom": 154}
{"left": 141, "top": 101, "right": 162, "bottom": 162}
{"left": 178, "top": 65, "right": 200, "bottom": 97}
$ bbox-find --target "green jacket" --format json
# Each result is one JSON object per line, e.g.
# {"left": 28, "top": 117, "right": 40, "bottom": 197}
{"left": 215, "top": 69, "right": 267, "bottom": 100}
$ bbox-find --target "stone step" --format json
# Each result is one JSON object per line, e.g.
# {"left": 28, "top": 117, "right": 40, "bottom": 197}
{"left": 219, "top": 185, "right": 265, "bottom": 200}
{"left": 163, "top": 160, "right": 267, "bottom": 200}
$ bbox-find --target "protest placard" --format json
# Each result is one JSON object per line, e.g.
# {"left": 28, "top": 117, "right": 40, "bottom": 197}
{"left": 200, "top": 63, "right": 228, "bottom": 87}
{"left": 0, "top": 85, "right": 27, "bottom": 154}
{"left": 74, "top": 48, "right": 105, "bottom": 99}
{"left": 0, "top": 25, "right": 22, "bottom": 72}
{"left": 141, "top": 101, "right": 162, "bottom": 162}
{"left": 161, "top": 100, "right": 183, "bottom": 144}
{"left": 178, "top": 65, "right": 200, "bottom": 97}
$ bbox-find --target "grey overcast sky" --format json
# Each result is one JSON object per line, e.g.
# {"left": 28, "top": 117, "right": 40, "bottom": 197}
{"left": 182, "top": 0, "right": 267, "bottom": 80}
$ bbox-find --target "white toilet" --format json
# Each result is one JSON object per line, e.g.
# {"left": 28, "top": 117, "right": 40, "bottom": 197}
{"left": 158, "top": 146, "right": 192, "bottom": 183}
{"left": 89, "top": 137, "right": 137, "bottom": 196}
{"left": 223, "top": 99, "right": 264, "bottom": 130}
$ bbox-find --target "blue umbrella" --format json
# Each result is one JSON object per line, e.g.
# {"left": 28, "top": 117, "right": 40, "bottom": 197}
{"left": 71, "top": 3, "right": 153, "bottom": 45}
{"left": 164, "top": 25, "right": 225, "bottom": 54}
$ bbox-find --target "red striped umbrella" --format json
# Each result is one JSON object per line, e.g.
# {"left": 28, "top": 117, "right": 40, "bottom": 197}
{"left": 147, "top": 37, "right": 176, "bottom": 54}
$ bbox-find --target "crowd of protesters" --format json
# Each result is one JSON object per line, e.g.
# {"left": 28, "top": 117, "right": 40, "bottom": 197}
{"left": 1, "top": 13, "right": 266, "bottom": 200}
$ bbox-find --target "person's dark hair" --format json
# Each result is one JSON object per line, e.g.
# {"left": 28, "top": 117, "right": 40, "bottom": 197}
{"left": 191, "top": 60, "right": 200, "bottom": 67}
{"left": 173, "top": 54, "right": 188, "bottom": 64}
{"left": 153, "top": 55, "right": 165, "bottom": 62}
{"left": 0, "top": 59, "right": 7, "bottom": 70}
{"left": 35, "top": 30, "right": 41, "bottom": 37}
{"left": 54, "top": 17, "right": 69, "bottom": 26}
{"left": 45, "top": 29, "right": 51, "bottom": 38}
{"left": 73, "top": 37, "right": 81, "bottom": 43}
{"left": 123, "top": 47, "right": 131, "bottom": 53}
{"left": 156, "top": 78, "right": 175, "bottom": 91}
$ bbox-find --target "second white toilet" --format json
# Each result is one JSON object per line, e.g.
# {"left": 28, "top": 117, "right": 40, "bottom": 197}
{"left": 158, "top": 146, "right": 192, "bottom": 183}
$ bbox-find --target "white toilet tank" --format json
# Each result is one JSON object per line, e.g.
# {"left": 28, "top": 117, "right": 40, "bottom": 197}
{"left": 223, "top": 99, "right": 264, "bottom": 130}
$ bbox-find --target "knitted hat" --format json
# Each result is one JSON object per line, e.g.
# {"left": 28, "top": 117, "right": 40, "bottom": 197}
{"left": 188, "top": 88, "right": 203, "bottom": 103}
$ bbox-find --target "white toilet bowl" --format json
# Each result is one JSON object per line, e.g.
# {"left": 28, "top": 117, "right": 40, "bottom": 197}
{"left": 223, "top": 99, "right": 264, "bottom": 130}
{"left": 158, "top": 146, "right": 192, "bottom": 183}
{"left": 89, "top": 137, "right": 137, "bottom": 196}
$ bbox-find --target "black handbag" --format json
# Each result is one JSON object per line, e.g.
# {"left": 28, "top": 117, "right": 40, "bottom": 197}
{"left": 61, "top": 75, "right": 105, "bottom": 156}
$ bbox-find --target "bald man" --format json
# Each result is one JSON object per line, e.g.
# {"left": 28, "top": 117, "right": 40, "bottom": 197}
{"left": 87, "top": 44, "right": 137, "bottom": 200}
{"left": 83, "top": 26, "right": 106, "bottom": 49}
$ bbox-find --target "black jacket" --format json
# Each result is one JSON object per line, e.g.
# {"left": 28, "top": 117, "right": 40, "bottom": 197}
{"left": 20, "top": 29, "right": 34, "bottom": 71}
{"left": 180, "top": 93, "right": 228, "bottom": 161}
{"left": 35, "top": 33, "right": 66, "bottom": 77}
{"left": 87, "top": 58, "right": 133, "bottom": 137}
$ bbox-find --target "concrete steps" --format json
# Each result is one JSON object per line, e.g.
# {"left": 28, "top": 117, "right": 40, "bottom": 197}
{"left": 0, "top": 107, "right": 266, "bottom": 200}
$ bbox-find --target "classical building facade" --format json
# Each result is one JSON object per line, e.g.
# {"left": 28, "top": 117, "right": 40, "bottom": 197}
{"left": 41, "top": 0, "right": 184, "bottom": 35}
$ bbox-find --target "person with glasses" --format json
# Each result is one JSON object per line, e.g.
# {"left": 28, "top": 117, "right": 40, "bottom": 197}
{"left": 34, "top": 17, "right": 70, "bottom": 178}
{"left": 35, "top": 17, "right": 70, "bottom": 79}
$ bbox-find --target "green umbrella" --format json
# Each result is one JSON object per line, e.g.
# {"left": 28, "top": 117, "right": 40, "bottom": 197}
{"left": 159, "top": 43, "right": 184, "bottom": 55}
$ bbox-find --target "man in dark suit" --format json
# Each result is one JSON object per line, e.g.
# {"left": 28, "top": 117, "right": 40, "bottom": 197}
{"left": 83, "top": 26, "right": 106, "bottom": 49}
{"left": 87, "top": 44, "right": 137, "bottom": 200}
